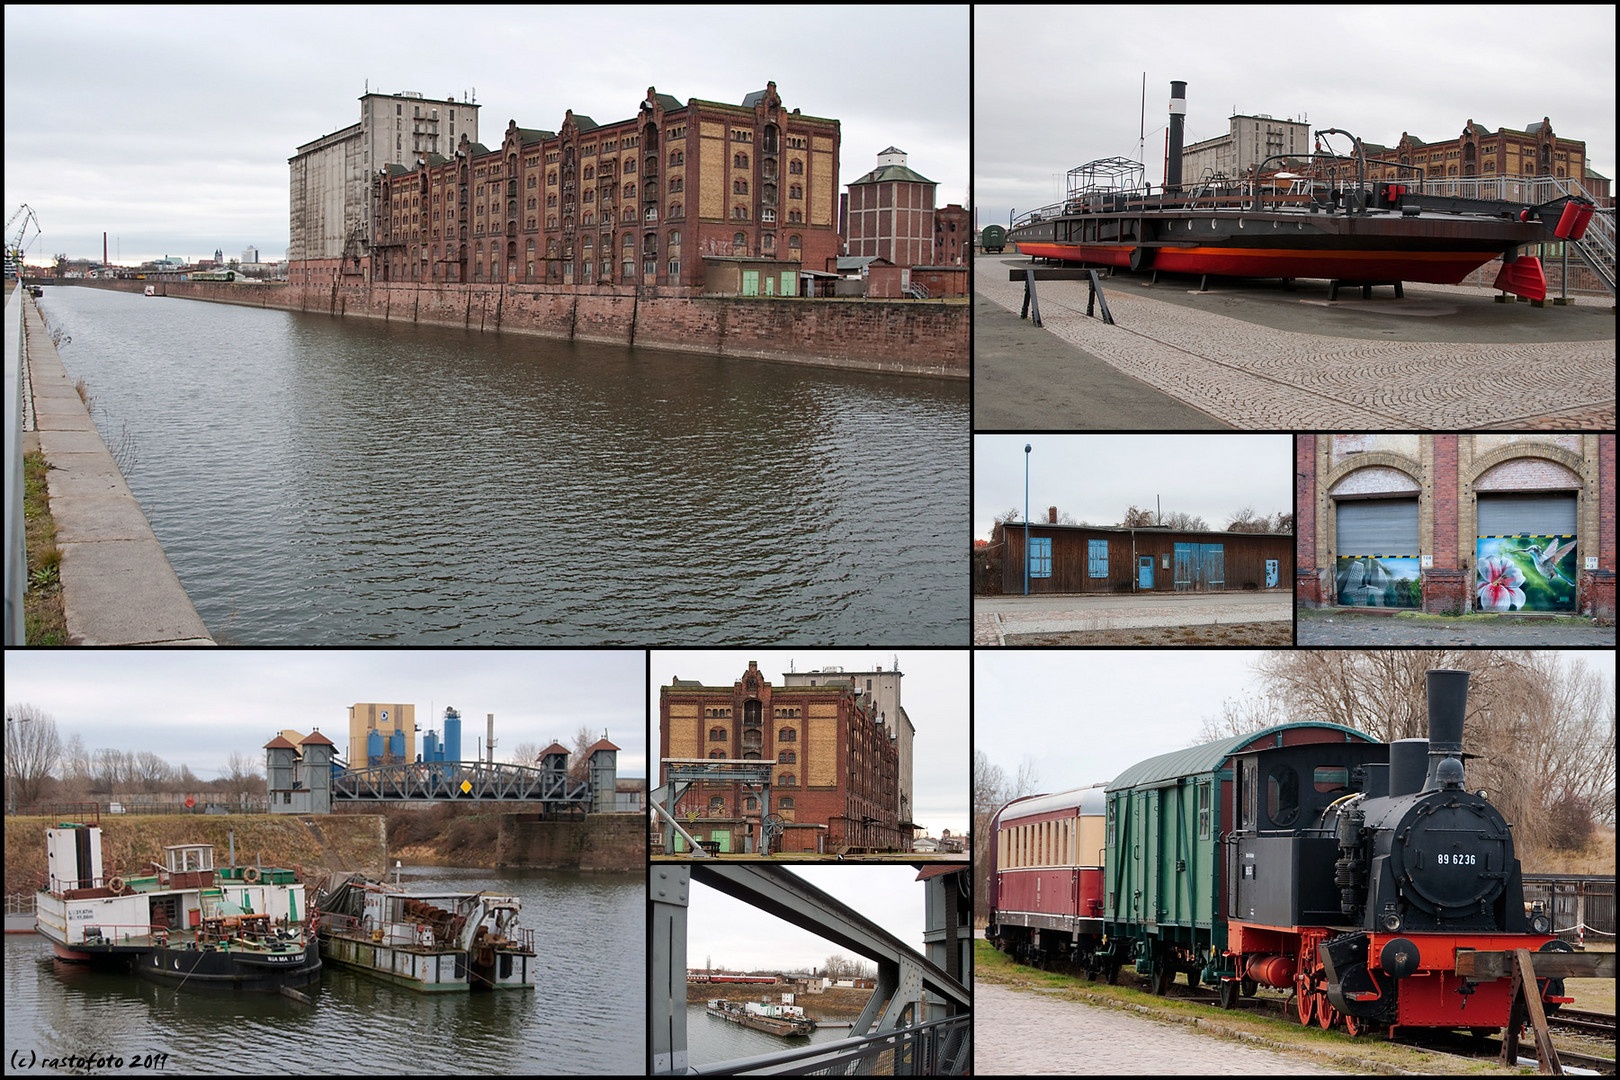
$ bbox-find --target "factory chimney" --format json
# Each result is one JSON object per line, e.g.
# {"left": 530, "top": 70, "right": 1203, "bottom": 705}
{"left": 1165, "top": 80, "right": 1187, "bottom": 193}
{"left": 487, "top": 713, "right": 495, "bottom": 764}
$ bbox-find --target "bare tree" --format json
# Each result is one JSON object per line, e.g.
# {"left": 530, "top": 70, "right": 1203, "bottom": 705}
{"left": 1121, "top": 505, "right": 1156, "bottom": 527}
{"left": 219, "top": 751, "right": 264, "bottom": 805}
{"left": 973, "top": 751, "right": 1042, "bottom": 921}
{"left": 508, "top": 740, "right": 544, "bottom": 766}
{"left": 131, "top": 750, "right": 175, "bottom": 792}
{"left": 993, "top": 507, "right": 1022, "bottom": 525}
{"left": 1161, "top": 510, "right": 1209, "bottom": 531}
{"left": 1272, "top": 509, "right": 1295, "bottom": 534}
{"left": 60, "top": 732, "right": 93, "bottom": 782}
{"left": 91, "top": 747, "right": 131, "bottom": 794}
{"left": 569, "top": 726, "right": 601, "bottom": 782}
{"left": 6, "top": 703, "right": 62, "bottom": 811}
{"left": 1225, "top": 506, "right": 1271, "bottom": 533}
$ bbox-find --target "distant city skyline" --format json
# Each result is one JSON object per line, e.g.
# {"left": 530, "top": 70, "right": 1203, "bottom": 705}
{"left": 3, "top": 7, "right": 968, "bottom": 266}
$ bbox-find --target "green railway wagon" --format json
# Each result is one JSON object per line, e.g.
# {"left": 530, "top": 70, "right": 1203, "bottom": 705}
{"left": 1102, "top": 722, "right": 1375, "bottom": 992}
{"left": 981, "top": 224, "right": 1007, "bottom": 254}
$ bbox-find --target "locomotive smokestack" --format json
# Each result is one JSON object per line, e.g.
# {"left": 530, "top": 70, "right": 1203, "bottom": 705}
{"left": 1424, "top": 669, "right": 1470, "bottom": 790}
{"left": 1165, "top": 80, "right": 1187, "bottom": 193}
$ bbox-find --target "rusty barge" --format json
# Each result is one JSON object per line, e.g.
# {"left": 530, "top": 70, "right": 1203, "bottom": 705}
{"left": 1006, "top": 81, "right": 1603, "bottom": 301}
{"left": 706, "top": 996, "right": 817, "bottom": 1037}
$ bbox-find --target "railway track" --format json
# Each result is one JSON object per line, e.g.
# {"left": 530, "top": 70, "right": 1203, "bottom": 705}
{"left": 1551, "top": 1006, "right": 1617, "bottom": 1040}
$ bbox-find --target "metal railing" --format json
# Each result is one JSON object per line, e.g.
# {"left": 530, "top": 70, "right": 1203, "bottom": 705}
{"left": 4, "top": 283, "right": 24, "bottom": 644}
{"left": 687, "top": 1014, "right": 972, "bottom": 1075}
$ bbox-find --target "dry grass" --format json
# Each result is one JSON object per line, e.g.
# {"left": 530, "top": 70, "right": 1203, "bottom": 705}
{"left": 22, "top": 449, "right": 67, "bottom": 645}
{"left": 1522, "top": 827, "right": 1616, "bottom": 876}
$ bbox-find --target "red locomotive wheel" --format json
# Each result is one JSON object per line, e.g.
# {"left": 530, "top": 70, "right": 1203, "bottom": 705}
{"left": 1296, "top": 983, "right": 1315, "bottom": 1026}
{"left": 1343, "top": 1014, "right": 1369, "bottom": 1037}
{"left": 1316, "top": 989, "right": 1339, "bottom": 1030}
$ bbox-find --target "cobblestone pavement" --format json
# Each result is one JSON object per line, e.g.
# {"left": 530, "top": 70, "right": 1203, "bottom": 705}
{"left": 976, "top": 260, "right": 1615, "bottom": 430}
{"left": 975, "top": 592, "right": 1291, "bottom": 645}
{"left": 1297, "top": 609, "right": 1615, "bottom": 646}
{"left": 976, "top": 983, "right": 1343, "bottom": 1075}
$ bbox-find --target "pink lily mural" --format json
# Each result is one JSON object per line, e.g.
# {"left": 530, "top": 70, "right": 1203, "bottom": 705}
{"left": 1476, "top": 555, "right": 1526, "bottom": 611}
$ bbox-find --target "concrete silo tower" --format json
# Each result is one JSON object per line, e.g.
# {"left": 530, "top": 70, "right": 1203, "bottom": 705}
{"left": 586, "top": 736, "right": 620, "bottom": 814}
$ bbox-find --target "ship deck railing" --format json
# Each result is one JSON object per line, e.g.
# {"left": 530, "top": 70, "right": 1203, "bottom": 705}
{"left": 686, "top": 1013, "right": 971, "bottom": 1076}
{"left": 51, "top": 921, "right": 307, "bottom": 952}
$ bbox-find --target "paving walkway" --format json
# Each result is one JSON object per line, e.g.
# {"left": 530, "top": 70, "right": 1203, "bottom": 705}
{"left": 25, "top": 298, "right": 213, "bottom": 645}
{"left": 975, "top": 983, "right": 1343, "bottom": 1075}
{"left": 975, "top": 591, "right": 1291, "bottom": 645}
{"left": 1297, "top": 608, "right": 1614, "bottom": 646}
{"left": 975, "top": 258, "right": 1615, "bottom": 430}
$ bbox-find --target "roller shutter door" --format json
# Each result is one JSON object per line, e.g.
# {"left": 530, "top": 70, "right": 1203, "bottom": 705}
{"left": 1476, "top": 494, "right": 1577, "bottom": 536}
{"left": 1335, "top": 499, "right": 1419, "bottom": 555}
{"left": 1476, "top": 494, "right": 1577, "bottom": 612}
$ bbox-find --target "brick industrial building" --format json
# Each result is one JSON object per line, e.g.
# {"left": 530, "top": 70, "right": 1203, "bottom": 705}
{"left": 1297, "top": 434, "right": 1615, "bottom": 617}
{"left": 292, "top": 82, "right": 840, "bottom": 293}
{"left": 659, "top": 661, "right": 907, "bottom": 854}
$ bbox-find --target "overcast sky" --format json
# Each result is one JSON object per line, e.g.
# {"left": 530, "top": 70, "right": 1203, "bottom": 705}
{"left": 651, "top": 651, "right": 969, "bottom": 837}
{"left": 2, "top": 6, "right": 968, "bottom": 265}
{"left": 973, "top": 434, "right": 1292, "bottom": 540}
{"left": 973, "top": 5, "right": 1617, "bottom": 228}
{"left": 974, "top": 650, "right": 1616, "bottom": 806}
{"left": 686, "top": 865, "right": 924, "bottom": 974}
{"left": 4, "top": 651, "right": 647, "bottom": 780}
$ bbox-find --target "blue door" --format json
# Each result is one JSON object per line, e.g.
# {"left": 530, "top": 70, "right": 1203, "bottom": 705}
{"left": 1139, "top": 556, "right": 1153, "bottom": 588}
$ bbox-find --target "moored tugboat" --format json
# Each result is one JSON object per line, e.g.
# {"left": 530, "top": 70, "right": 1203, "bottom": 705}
{"left": 33, "top": 823, "right": 320, "bottom": 991}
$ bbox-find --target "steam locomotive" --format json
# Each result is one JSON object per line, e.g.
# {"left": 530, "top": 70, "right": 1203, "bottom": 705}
{"left": 988, "top": 670, "right": 1565, "bottom": 1035}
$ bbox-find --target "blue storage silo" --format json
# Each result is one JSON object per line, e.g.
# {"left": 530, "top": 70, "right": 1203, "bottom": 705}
{"left": 443, "top": 708, "right": 461, "bottom": 764}
{"left": 389, "top": 730, "right": 405, "bottom": 764}
{"left": 423, "top": 730, "right": 439, "bottom": 763}
{"left": 367, "top": 729, "right": 383, "bottom": 768}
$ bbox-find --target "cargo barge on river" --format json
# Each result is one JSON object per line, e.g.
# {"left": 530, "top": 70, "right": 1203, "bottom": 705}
{"left": 706, "top": 995, "right": 817, "bottom": 1036}
{"left": 34, "top": 823, "right": 320, "bottom": 991}
{"left": 314, "top": 873, "right": 536, "bottom": 992}
{"left": 1006, "top": 81, "right": 1606, "bottom": 301}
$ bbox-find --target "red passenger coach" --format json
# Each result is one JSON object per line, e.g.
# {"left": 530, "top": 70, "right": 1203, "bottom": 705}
{"left": 987, "top": 785, "right": 1108, "bottom": 969}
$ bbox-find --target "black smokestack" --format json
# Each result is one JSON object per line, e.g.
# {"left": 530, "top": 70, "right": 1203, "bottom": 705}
{"left": 1388, "top": 738, "right": 1428, "bottom": 797}
{"left": 1424, "top": 669, "right": 1470, "bottom": 790}
{"left": 1166, "top": 80, "right": 1187, "bottom": 192}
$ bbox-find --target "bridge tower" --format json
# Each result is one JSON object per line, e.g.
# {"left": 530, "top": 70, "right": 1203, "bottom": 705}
{"left": 264, "top": 735, "right": 298, "bottom": 809}
{"left": 588, "top": 737, "right": 620, "bottom": 814}
{"left": 299, "top": 730, "right": 336, "bottom": 814}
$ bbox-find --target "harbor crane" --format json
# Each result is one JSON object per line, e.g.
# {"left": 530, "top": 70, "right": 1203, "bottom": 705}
{"left": 6, "top": 204, "right": 42, "bottom": 277}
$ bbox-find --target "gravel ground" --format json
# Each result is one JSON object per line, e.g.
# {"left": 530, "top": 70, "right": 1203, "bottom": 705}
{"left": 1006, "top": 621, "right": 1292, "bottom": 646}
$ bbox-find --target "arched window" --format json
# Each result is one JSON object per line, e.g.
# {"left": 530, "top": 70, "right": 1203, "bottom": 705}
{"left": 708, "top": 796, "right": 725, "bottom": 813}
{"left": 667, "top": 230, "right": 680, "bottom": 248}
{"left": 734, "top": 152, "right": 748, "bottom": 169}
{"left": 744, "top": 797, "right": 758, "bottom": 811}
{"left": 709, "top": 727, "right": 726, "bottom": 742}
{"left": 778, "top": 750, "right": 796, "bottom": 764}
{"left": 789, "top": 159, "right": 803, "bottom": 175}
{"left": 779, "top": 797, "right": 794, "bottom": 810}
{"left": 779, "top": 773, "right": 796, "bottom": 787}
{"left": 624, "top": 182, "right": 635, "bottom": 199}
{"left": 708, "top": 749, "right": 724, "bottom": 759}
{"left": 733, "top": 179, "right": 749, "bottom": 195}
{"left": 732, "top": 231, "right": 746, "bottom": 255}
{"left": 789, "top": 234, "right": 801, "bottom": 255}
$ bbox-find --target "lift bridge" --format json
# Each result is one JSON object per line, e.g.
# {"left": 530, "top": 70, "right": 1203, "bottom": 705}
{"left": 651, "top": 864, "right": 971, "bottom": 1075}
{"left": 265, "top": 733, "right": 617, "bottom": 815}
{"left": 334, "top": 760, "right": 592, "bottom": 807}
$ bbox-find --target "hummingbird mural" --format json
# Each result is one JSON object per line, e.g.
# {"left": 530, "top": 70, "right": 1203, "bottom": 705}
{"left": 1524, "top": 538, "right": 1576, "bottom": 588}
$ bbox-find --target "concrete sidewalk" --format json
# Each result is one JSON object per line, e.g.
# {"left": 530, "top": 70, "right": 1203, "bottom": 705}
{"left": 26, "top": 298, "right": 213, "bottom": 645}
{"left": 975, "top": 590, "right": 1291, "bottom": 645}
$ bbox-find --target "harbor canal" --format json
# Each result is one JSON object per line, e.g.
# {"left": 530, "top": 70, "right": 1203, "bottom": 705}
{"left": 33, "top": 286, "right": 970, "bottom": 644}
{"left": 685, "top": 999, "right": 852, "bottom": 1066}
{"left": 5, "top": 866, "right": 643, "bottom": 1075}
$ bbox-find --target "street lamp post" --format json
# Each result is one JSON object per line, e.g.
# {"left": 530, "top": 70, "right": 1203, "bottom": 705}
{"left": 1024, "top": 444, "right": 1031, "bottom": 597}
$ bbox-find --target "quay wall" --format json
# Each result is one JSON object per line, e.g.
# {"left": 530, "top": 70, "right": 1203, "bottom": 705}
{"left": 494, "top": 813, "right": 645, "bottom": 872}
{"left": 71, "top": 279, "right": 968, "bottom": 379}
{"left": 4, "top": 814, "right": 388, "bottom": 897}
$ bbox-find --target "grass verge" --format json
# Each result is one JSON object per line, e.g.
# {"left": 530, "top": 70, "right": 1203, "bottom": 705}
{"left": 23, "top": 448, "right": 67, "bottom": 645}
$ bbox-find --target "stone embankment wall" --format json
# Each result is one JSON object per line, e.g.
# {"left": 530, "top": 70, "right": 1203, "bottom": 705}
{"left": 80, "top": 280, "right": 968, "bottom": 378}
{"left": 494, "top": 813, "right": 645, "bottom": 872}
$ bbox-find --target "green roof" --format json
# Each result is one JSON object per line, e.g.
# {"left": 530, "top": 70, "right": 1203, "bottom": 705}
{"left": 851, "top": 164, "right": 935, "bottom": 186}
{"left": 1107, "top": 722, "right": 1372, "bottom": 792}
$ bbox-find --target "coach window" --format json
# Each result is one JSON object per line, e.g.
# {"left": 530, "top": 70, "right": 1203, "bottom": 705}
{"left": 1197, "top": 780, "right": 1212, "bottom": 839}
{"left": 1242, "top": 760, "right": 1257, "bottom": 829}
{"left": 1267, "top": 765, "right": 1300, "bottom": 827}
{"left": 1106, "top": 800, "right": 1116, "bottom": 849}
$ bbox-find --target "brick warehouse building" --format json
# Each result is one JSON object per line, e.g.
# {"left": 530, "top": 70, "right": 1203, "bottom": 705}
{"left": 306, "top": 82, "right": 840, "bottom": 293}
{"left": 660, "top": 662, "right": 902, "bottom": 855}
{"left": 1297, "top": 435, "right": 1615, "bottom": 617}
{"left": 990, "top": 519, "right": 1293, "bottom": 596}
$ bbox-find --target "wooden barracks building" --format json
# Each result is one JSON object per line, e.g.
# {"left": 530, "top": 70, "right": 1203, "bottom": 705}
{"left": 992, "top": 518, "right": 1294, "bottom": 596}
{"left": 660, "top": 662, "right": 902, "bottom": 855}
{"left": 292, "top": 82, "right": 840, "bottom": 293}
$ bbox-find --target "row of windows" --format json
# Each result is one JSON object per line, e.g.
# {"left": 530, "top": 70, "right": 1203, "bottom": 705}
{"left": 704, "top": 796, "right": 793, "bottom": 812}
{"left": 709, "top": 727, "right": 799, "bottom": 741}
{"left": 1000, "top": 817, "right": 1075, "bottom": 870}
